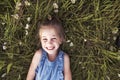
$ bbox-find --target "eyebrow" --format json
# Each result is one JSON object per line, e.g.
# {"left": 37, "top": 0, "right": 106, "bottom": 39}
{"left": 41, "top": 35, "right": 56, "bottom": 37}
{"left": 52, "top": 35, "right": 56, "bottom": 36}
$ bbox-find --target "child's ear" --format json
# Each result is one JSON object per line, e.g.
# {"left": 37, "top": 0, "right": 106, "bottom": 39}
{"left": 60, "top": 38, "right": 65, "bottom": 45}
{"left": 59, "top": 38, "right": 62, "bottom": 45}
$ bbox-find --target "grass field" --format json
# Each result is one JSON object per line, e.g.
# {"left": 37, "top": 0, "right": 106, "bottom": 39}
{"left": 0, "top": 0, "right": 120, "bottom": 80}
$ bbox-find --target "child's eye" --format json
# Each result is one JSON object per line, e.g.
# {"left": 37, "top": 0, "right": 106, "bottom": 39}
{"left": 53, "top": 38, "right": 56, "bottom": 39}
{"left": 52, "top": 38, "right": 57, "bottom": 40}
{"left": 43, "top": 38, "right": 47, "bottom": 41}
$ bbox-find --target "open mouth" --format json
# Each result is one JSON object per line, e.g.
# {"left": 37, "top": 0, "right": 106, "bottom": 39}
{"left": 46, "top": 47, "right": 55, "bottom": 50}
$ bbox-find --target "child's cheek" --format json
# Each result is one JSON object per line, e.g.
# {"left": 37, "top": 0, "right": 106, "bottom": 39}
{"left": 41, "top": 41, "right": 45, "bottom": 46}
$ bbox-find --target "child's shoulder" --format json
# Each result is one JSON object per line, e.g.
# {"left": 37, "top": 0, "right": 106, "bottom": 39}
{"left": 61, "top": 51, "right": 70, "bottom": 61}
{"left": 34, "top": 49, "right": 42, "bottom": 58}
{"left": 32, "top": 49, "right": 42, "bottom": 64}
{"left": 35, "top": 49, "right": 42, "bottom": 55}
{"left": 63, "top": 52, "right": 70, "bottom": 60}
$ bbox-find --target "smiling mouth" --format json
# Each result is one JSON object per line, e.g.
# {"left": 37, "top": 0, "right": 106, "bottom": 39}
{"left": 46, "top": 47, "right": 55, "bottom": 50}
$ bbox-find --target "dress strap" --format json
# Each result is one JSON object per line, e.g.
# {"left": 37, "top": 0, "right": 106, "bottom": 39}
{"left": 57, "top": 50, "right": 64, "bottom": 71}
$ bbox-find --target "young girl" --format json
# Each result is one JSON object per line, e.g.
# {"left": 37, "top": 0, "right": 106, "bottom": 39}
{"left": 26, "top": 16, "right": 72, "bottom": 80}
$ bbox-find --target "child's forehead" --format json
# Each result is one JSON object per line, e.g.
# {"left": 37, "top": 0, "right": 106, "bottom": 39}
{"left": 39, "top": 26, "right": 59, "bottom": 35}
{"left": 40, "top": 25, "right": 58, "bottom": 29}
{"left": 40, "top": 25, "right": 59, "bottom": 32}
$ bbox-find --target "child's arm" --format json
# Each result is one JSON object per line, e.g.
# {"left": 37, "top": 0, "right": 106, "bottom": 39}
{"left": 26, "top": 50, "right": 42, "bottom": 80}
{"left": 64, "top": 53, "right": 72, "bottom": 80}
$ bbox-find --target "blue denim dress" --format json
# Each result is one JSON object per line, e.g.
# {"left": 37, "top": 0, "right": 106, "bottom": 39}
{"left": 35, "top": 49, "right": 64, "bottom": 80}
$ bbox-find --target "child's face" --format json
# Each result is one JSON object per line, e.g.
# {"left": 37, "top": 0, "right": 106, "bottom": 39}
{"left": 39, "top": 26, "right": 62, "bottom": 54}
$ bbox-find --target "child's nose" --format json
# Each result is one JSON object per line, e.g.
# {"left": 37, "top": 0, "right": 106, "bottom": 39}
{"left": 47, "top": 39, "right": 52, "bottom": 44}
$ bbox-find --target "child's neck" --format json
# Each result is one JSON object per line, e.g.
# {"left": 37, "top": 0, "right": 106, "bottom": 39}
{"left": 47, "top": 51, "right": 59, "bottom": 62}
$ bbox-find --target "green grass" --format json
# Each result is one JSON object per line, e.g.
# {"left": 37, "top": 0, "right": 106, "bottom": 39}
{"left": 0, "top": 0, "right": 120, "bottom": 80}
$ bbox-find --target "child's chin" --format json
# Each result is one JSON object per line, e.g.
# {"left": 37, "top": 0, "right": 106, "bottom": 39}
{"left": 45, "top": 49, "right": 57, "bottom": 54}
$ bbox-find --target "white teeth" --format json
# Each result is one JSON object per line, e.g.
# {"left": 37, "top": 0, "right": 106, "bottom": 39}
{"left": 47, "top": 47, "right": 54, "bottom": 50}
{"left": 48, "top": 48, "right": 52, "bottom": 49}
